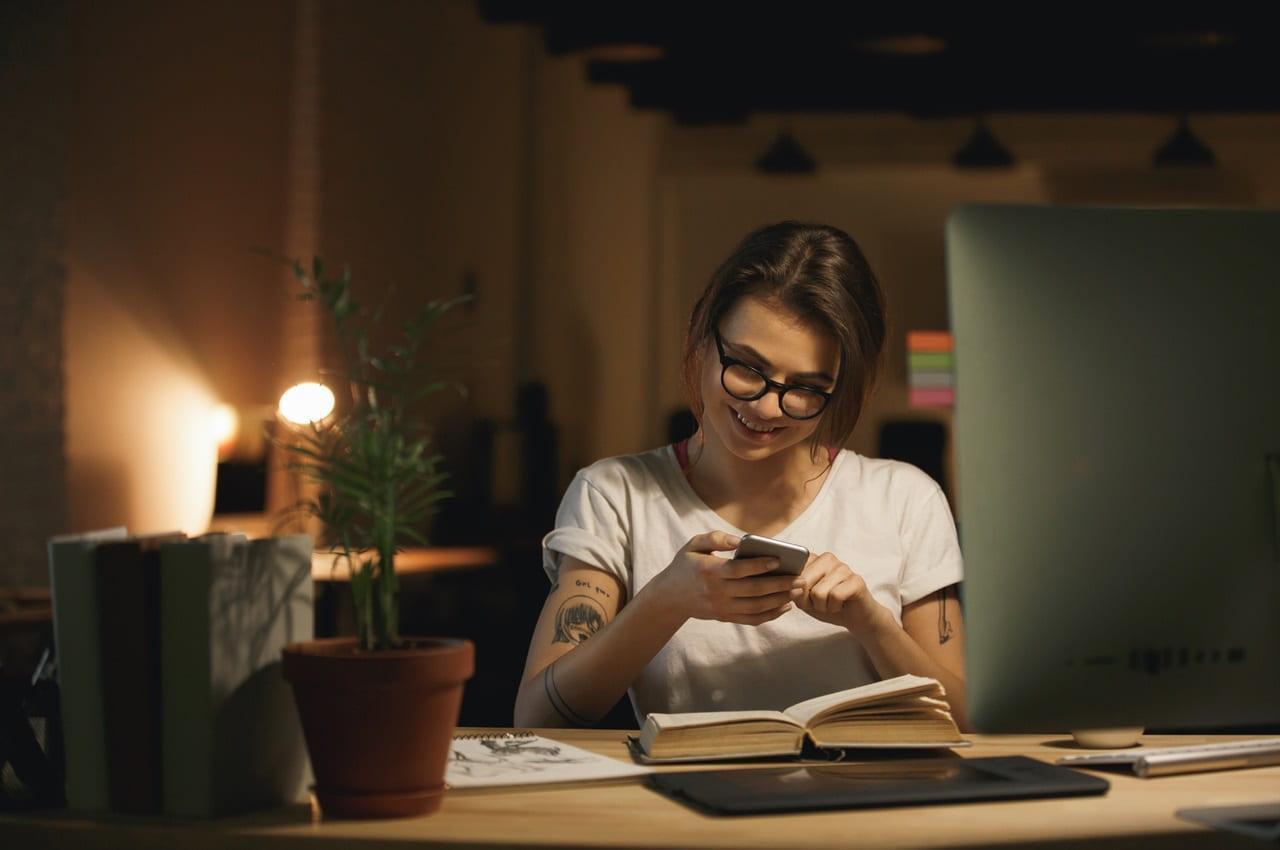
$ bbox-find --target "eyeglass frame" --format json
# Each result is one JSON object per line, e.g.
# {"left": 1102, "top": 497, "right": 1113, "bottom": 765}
{"left": 713, "top": 329, "right": 833, "bottom": 420}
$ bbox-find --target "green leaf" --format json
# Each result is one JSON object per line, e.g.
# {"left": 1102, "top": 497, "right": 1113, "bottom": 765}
{"left": 261, "top": 251, "right": 471, "bottom": 649}
{"left": 398, "top": 527, "right": 430, "bottom": 546}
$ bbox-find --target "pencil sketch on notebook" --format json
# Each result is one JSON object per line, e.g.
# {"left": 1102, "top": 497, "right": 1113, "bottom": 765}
{"left": 449, "top": 738, "right": 593, "bottom": 778}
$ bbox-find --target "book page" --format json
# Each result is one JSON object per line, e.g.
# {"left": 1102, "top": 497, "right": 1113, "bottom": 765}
{"left": 645, "top": 710, "right": 796, "bottom": 731}
{"left": 446, "top": 734, "right": 650, "bottom": 789}
{"left": 813, "top": 695, "right": 951, "bottom": 722}
{"left": 783, "top": 674, "right": 942, "bottom": 727}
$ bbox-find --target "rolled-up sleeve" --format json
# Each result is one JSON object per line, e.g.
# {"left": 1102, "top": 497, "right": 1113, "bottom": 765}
{"left": 897, "top": 488, "right": 964, "bottom": 606}
{"left": 541, "top": 471, "right": 630, "bottom": 587}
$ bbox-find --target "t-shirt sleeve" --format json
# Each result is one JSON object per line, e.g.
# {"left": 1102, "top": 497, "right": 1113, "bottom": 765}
{"left": 897, "top": 486, "right": 964, "bottom": 606}
{"left": 541, "top": 470, "right": 631, "bottom": 588}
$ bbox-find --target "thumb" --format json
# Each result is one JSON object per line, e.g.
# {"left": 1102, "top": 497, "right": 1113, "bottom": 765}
{"left": 685, "top": 530, "right": 742, "bottom": 555}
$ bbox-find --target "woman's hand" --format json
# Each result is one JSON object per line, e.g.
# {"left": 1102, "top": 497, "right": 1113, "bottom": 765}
{"left": 655, "top": 531, "right": 797, "bottom": 626}
{"left": 791, "top": 552, "right": 891, "bottom": 635}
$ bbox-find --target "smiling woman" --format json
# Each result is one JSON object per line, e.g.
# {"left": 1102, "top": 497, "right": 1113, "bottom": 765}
{"left": 514, "top": 221, "right": 969, "bottom": 731}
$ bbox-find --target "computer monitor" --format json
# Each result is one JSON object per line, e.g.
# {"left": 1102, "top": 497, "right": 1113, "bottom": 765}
{"left": 948, "top": 204, "right": 1280, "bottom": 732}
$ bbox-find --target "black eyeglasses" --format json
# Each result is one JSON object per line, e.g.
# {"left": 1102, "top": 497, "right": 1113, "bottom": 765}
{"left": 714, "top": 330, "right": 832, "bottom": 420}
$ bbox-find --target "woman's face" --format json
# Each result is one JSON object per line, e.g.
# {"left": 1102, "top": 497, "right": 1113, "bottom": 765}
{"left": 699, "top": 295, "right": 840, "bottom": 462}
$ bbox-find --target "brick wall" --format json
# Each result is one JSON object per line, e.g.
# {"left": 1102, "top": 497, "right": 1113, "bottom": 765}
{"left": 0, "top": 1, "right": 70, "bottom": 587}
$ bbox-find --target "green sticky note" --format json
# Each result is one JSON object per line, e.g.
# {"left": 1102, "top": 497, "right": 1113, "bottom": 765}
{"left": 908, "top": 352, "right": 953, "bottom": 371}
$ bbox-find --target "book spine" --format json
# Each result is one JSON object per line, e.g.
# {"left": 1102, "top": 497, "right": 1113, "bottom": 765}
{"left": 161, "top": 540, "right": 215, "bottom": 816}
{"left": 97, "top": 542, "right": 163, "bottom": 813}
{"left": 48, "top": 541, "right": 110, "bottom": 812}
{"left": 163, "top": 534, "right": 313, "bottom": 816}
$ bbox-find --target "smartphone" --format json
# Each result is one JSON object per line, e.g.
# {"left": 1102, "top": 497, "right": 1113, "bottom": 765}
{"left": 732, "top": 533, "right": 809, "bottom": 575}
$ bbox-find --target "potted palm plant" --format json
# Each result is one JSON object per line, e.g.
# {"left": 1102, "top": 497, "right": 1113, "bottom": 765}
{"left": 275, "top": 257, "right": 474, "bottom": 819}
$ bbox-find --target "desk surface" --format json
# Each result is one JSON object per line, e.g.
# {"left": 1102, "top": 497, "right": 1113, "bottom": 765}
{"left": 312, "top": 546, "right": 498, "bottom": 581}
{"left": 2, "top": 730, "right": 1276, "bottom": 849}
{"left": 0, "top": 586, "right": 52, "bottom": 635}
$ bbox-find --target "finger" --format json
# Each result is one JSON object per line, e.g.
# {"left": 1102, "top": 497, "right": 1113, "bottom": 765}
{"left": 731, "top": 604, "right": 793, "bottom": 626}
{"left": 725, "top": 590, "right": 794, "bottom": 614}
{"left": 796, "top": 552, "right": 839, "bottom": 586}
{"left": 686, "top": 531, "right": 742, "bottom": 555}
{"left": 793, "top": 565, "right": 833, "bottom": 599}
{"left": 810, "top": 571, "right": 852, "bottom": 613}
{"left": 721, "top": 557, "right": 784, "bottom": 580}
{"left": 732, "top": 574, "right": 803, "bottom": 596}
{"left": 829, "top": 581, "right": 861, "bottom": 610}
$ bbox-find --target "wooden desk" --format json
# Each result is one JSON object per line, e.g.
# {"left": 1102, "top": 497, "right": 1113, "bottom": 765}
{"left": 312, "top": 546, "right": 498, "bottom": 581}
{"left": 1, "top": 730, "right": 1276, "bottom": 849}
{"left": 0, "top": 586, "right": 52, "bottom": 635}
{"left": 311, "top": 547, "right": 499, "bottom": 637}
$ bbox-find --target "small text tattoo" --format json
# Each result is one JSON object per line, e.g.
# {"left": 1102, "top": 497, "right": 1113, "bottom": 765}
{"left": 575, "top": 577, "right": 611, "bottom": 598}
{"left": 552, "top": 595, "right": 607, "bottom": 645}
{"left": 937, "top": 586, "right": 955, "bottom": 645}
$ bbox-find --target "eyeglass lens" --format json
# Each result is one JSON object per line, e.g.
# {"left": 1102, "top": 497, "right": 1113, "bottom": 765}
{"left": 722, "top": 363, "right": 826, "bottom": 418}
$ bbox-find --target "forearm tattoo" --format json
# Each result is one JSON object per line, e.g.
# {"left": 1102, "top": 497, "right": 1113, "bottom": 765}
{"left": 543, "top": 661, "right": 590, "bottom": 726}
{"left": 542, "top": 577, "right": 613, "bottom": 725}
{"left": 552, "top": 582, "right": 609, "bottom": 645}
{"left": 937, "top": 586, "right": 955, "bottom": 645}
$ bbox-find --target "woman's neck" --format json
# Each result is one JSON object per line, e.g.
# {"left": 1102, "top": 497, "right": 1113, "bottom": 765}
{"left": 685, "top": 428, "right": 829, "bottom": 509}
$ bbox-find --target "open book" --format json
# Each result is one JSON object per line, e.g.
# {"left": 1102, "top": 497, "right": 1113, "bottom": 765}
{"left": 634, "top": 674, "right": 968, "bottom": 763}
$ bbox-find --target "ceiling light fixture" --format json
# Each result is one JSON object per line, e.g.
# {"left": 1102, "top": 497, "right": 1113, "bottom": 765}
{"left": 1153, "top": 114, "right": 1216, "bottom": 167}
{"left": 755, "top": 130, "right": 817, "bottom": 175}
{"left": 851, "top": 34, "right": 947, "bottom": 56}
{"left": 952, "top": 116, "right": 1015, "bottom": 169}
{"left": 584, "top": 44, "right": 664, "bottom": 62}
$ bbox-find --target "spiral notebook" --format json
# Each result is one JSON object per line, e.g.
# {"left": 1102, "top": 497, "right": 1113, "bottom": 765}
{"left": 445, "top": 733, "right": 651, "bottom": 790}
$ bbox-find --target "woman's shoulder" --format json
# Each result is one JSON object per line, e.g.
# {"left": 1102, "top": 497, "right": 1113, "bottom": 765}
{"left": 833, "top": 449, "right": 945, "bottom": 503}
{"left": 572, "top": 445, "right": 675, "bottom": 493}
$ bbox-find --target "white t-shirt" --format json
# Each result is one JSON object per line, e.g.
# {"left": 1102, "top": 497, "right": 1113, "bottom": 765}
{"left": 541, "top": 445, "right": 963, "bottom": 722}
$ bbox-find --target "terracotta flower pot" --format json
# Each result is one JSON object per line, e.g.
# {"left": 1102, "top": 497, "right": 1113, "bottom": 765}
{"left": 282, "top": 637, "right": 474, "bottom": 819}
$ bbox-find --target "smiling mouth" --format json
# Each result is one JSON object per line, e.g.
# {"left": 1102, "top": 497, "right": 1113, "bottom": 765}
{"left": 731, "top": 407, "right": 783, "bottom": 434}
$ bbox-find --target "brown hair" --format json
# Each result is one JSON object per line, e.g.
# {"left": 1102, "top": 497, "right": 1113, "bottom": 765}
{"left": 681, "top": 221, "right": 887, "bottom": 458}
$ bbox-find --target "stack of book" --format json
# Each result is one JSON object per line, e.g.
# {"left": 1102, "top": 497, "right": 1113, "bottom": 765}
{"left": 47, "top": 529, "right": 314, "bottom": 816}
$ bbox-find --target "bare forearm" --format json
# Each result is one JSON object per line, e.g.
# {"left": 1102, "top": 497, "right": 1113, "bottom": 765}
{"left": 514, "top": 581, "right": 686, "bottom": 727}
{"left": 858, "top": 613, "right": 970, "bottom": 731}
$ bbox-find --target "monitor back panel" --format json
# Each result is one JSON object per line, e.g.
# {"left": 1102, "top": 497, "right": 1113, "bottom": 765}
{"left": 948, "top": 204, "right": 1280, "bottom": 732}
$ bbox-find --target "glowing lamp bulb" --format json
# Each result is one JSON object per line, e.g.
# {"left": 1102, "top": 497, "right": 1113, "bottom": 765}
{"left": 279, "top": 382, "right": 335, "bottom": 425}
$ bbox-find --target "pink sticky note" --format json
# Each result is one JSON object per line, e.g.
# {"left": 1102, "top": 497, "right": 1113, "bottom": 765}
{"left": 909, "top": 387, "right": 955, "bottom": 408}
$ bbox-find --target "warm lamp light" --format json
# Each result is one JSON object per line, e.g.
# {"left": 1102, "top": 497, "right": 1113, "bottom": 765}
{"left": 209, "top": 403, "right": 240, "bottom": 456}
{"left": 279, "top": 382, "right": 335, "bottom": 425}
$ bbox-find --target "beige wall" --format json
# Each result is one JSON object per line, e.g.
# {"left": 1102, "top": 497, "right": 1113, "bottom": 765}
{"left": 66, "top": 0, "right": 293, "bottom": 534}
{"left": 315, "top": 0, "right": 662, "bottom": 491}
{"left": 0, "top": 1, "right": 70, "bottom": 586}
{"left": 317, "top": 0, "right": 525, "bottom": 423}
{"left": 527, "top": 50, "right": 661, "bottom": 481}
